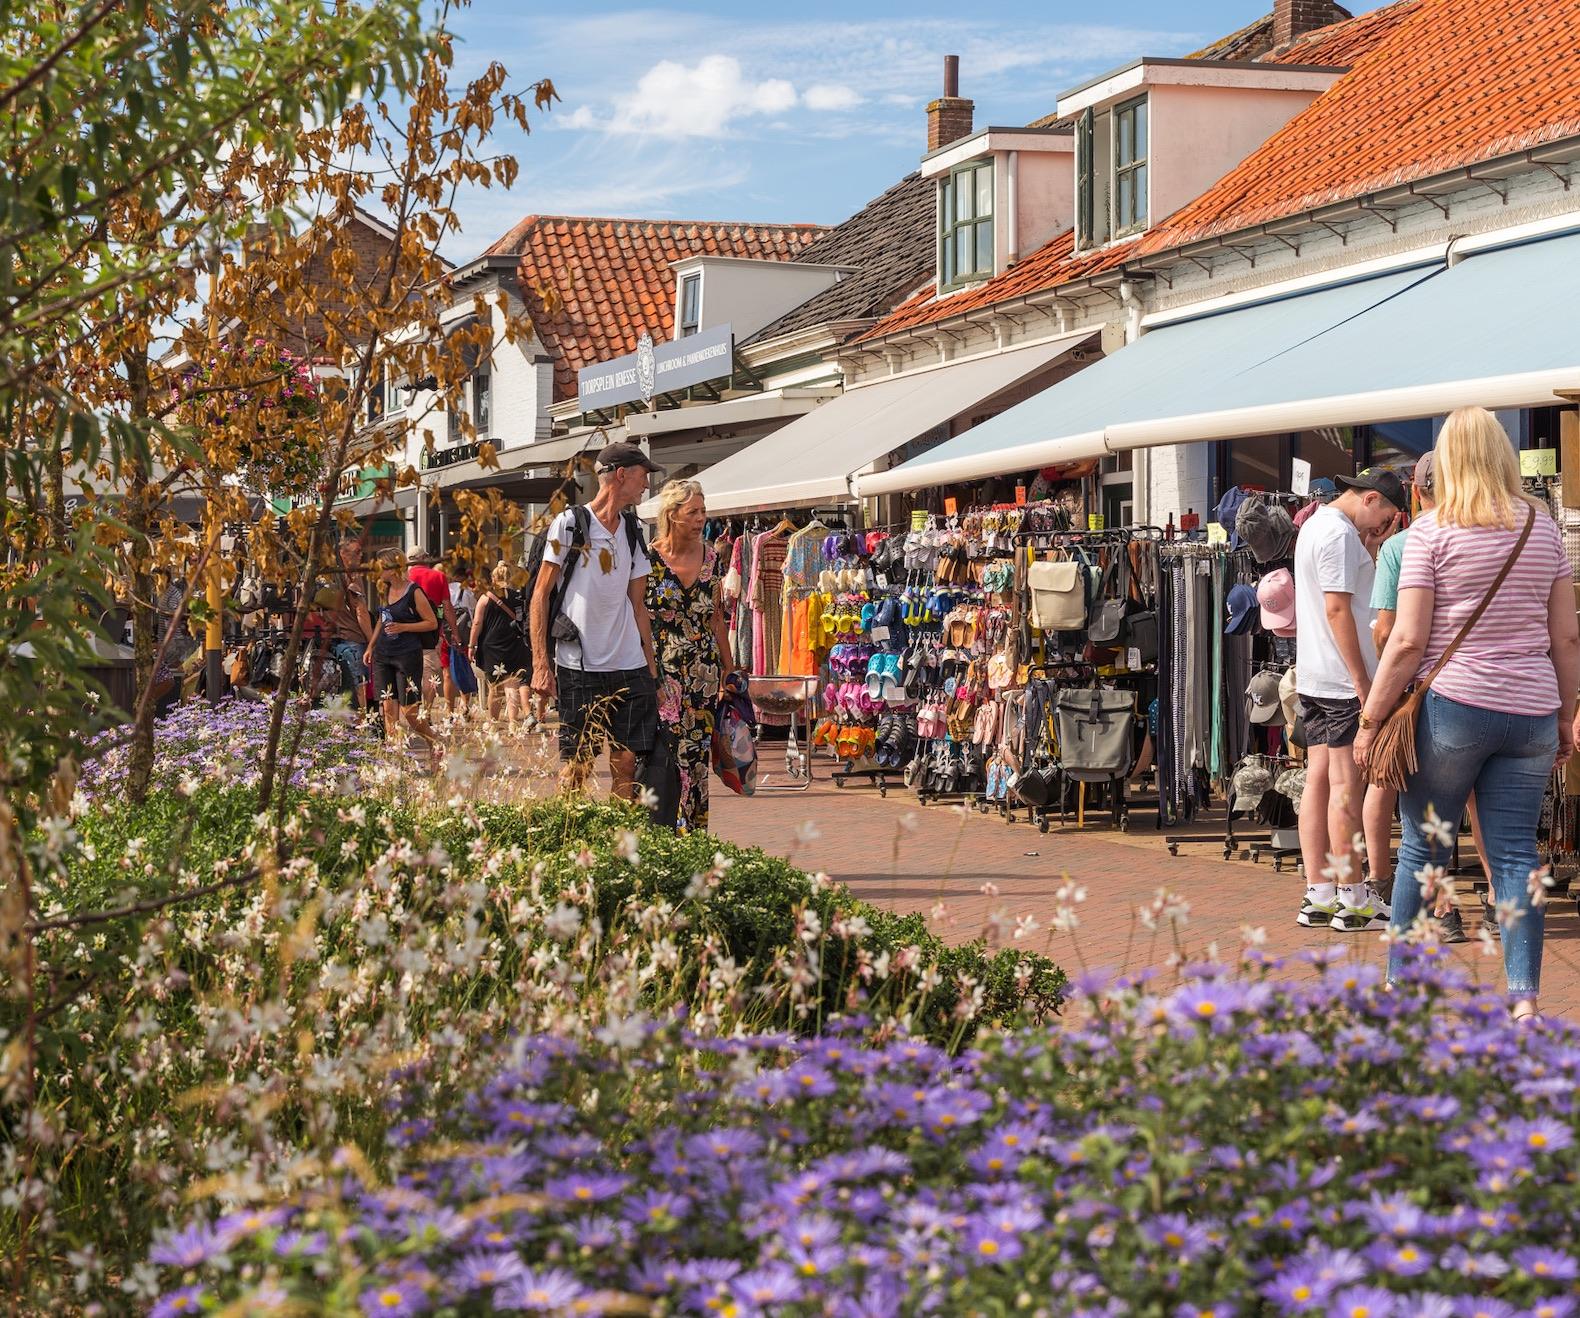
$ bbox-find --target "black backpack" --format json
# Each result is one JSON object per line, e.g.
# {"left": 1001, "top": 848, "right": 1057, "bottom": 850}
{"left": 524, "top": 505, "right": 647, "bottom": 639}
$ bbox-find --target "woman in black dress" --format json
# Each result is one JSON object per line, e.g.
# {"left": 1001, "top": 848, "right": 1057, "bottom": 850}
{"left": 470, "top": 561, "right": 535, "bottom": 731}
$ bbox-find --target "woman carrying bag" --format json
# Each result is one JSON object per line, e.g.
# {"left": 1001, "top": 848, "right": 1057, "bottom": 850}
{"left": 1355, "top": 408, "right": 1580, "bottom": 1021}
{"left": 470, "top": 561, "right": 536, "bottom": 732}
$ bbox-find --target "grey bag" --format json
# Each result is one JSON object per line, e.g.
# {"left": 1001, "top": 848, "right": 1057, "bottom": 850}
{"left": 1054, "top": 686, "right": 1136, "bottom": 782}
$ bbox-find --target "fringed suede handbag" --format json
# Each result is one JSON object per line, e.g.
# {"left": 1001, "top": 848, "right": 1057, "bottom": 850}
{"left": 1365, "top": 505, "right": 1534, "bottom": 791}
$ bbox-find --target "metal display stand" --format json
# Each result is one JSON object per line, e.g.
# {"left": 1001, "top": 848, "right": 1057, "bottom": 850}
{"left": 747, "top": 675, "right": 821, "bottom": 792}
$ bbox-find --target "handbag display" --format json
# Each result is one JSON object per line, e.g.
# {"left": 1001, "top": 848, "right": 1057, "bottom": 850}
{"left": 1028, "top": 556, "right": 1089, "bottom": 632}
{"left": 1054, "top": 685, "right": 1137, "bottom": 783}
{"left": 1365, "top": 505, "right": 1535, "bottom": 791}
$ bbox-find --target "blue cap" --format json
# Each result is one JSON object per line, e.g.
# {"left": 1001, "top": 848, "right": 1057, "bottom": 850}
{"left": 1309, "top": 476, "right": 1338, "bottom": 499}
{"left": 1215, "top": 486, "right": 1249, "bottom": 548}
{"left": 1225, "top": 582, "right": 1260, "bottom": 635}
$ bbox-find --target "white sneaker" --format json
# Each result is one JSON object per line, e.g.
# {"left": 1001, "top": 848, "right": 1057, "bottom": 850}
{"left": 1331, "top": 884, "right": 1392, "bottom": 932}
{"left": 1297, "top": 893, "right": 1341, "bottom": 928}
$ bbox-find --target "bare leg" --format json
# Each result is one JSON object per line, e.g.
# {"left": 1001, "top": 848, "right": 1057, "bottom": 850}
{"left": 1466, "top": 792, "right": 1494, "bottom": 883}
{"left": 1363, "top": 783, "right": 1397, "bottom": 890}
{"left": 1327, "top": 744, "right": 1366, "bottom": 891}
{"left": 402, "top": 701, "right": 441, "bottom": 769}
{"left": 381, "top": 695, "right": 400, "bottom": 742}
{"left": 1299, "top": 744, "right": 1332, "bottom": 889}
{"left": 609, "top": 748, "right": 637, "bottom": 803}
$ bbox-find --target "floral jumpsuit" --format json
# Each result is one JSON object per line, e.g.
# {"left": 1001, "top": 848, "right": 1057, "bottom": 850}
{"left": 645, "top": 545, "right": 724, "bottom": 831}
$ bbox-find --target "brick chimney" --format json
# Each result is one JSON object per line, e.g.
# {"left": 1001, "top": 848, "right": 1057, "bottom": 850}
{"left": 1274, "top": 0, "right": 1348, "bottom": 49}
{"left": 926, "top": 55, "right": 974, "bottom": 153}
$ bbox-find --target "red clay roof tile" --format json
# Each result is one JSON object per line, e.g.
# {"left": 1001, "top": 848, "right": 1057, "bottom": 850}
{"left": 483, "top": 215, "right": 824, "bottom": 401}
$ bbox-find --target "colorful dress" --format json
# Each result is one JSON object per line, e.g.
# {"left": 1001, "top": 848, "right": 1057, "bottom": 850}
{"left": 646, "top": 545, "right": 724, "bottom": 831}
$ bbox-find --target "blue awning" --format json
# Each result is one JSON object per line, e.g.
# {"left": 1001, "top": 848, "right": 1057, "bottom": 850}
{"left": 859, "top": 226, "right": 1580, "bottom": 496}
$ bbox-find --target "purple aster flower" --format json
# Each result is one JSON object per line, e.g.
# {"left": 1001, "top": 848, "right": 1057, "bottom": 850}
{"left": 1176, "top": 1306, "right": 1237, "bottom": 1318}
{"left": 688, "top": 1127, "right": 766, "bottom": 1160}
{"left": 784, "top": 1213, "right": 841, "bottom": 1250}
{"left": 1365, "top": 1240, "right": 1433, "bottom": 1278}
{"left": 359, "top": 1279, "right": 427, "bottom": 1316}
{"left": 214, "top": 1206, "right": 290, "bottom": 1245}
{"left": 725, "top": 1263, "right": 802, "bottom": 1309}
{"left": 1262, "top": 1263, "right": 1327, "bottom": 1312}
{"left": 150, "top": 1222, "right": 226, "bottom": 1268}
{"left": 543, "top": 1172, "right": 629, "bottom": 1205}
{"left": 787, "top": 1242, "right": 846, "bottom": 1278}
{"left": 626, "top": 1257, "right": 684, "bottom": 1296}
{"left": 569, "top": 1213, "right": 630, "bottom": 1251}
{"left": 1325, "top": 1108, "right": 1385, "bottom": 1138}
{"left": 1395, "top": 1297, "right": 1455, "bottom": 1318}
{"left": 1144, "top": 1214, "right": 1210, "bottom": 1262}
{"left": 1529, "top": 1299, "right": 1579, "bottom": 1318}
{"left": 1329, "top": 1286, "right": 1396, "bottom": 1318}
{"left": 1169, "top": 980, "right": 1247, "bottom": 1030}
{"left": 963, "top": 1224, "right": 1024, "bottom": 1264}
{"left": 784, "top": 1062, "right": 837, "bottom": 1098}
{"left": 622, "top": 1189, "right": 691, "bottom": 1227}
{"left": 151, "top": 1288, "right": 207, "bottom": 1318}
{"left": 274, "top": 1229, "right": 328, "bottom": 1257}
{"left": 1450, "top": 1301, "right": 1517, "bottom": 1318}
{"left": 1442, "top": 1246, "right": 1511, "bottom": 1280}
{"left": 494, "top": 1267, "right": 588, "bottom": 1312}
{"left": 1507, "top": 1116, "right": 1574, "bottom": 1153}
{"left": 1514, "top": 1246, "right": 1580, "bottom": 1281}
{"left": 449, "top": 1251, "right": 529, "bottom": 1292}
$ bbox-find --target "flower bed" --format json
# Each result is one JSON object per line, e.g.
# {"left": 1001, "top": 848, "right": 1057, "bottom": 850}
{"left": 150, "top": 950, "right": 1580, "bottom": 1317}
{"left": 77, "top": 696, "right": 378, "bottom": 800}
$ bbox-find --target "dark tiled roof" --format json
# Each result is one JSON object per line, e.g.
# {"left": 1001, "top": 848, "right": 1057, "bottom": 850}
{"left": 744, "top": 172, "right": 937, "bottom": 346}
{"left": 482, "top": 215, "right": 824, "bottom": 401}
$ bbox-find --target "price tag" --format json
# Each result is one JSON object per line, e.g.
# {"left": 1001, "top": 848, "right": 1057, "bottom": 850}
{"left": 910, "top": 509, "right": 928, "bottom": 532}
{"left": 1521, "top": 448, "right": 1558, "bottom": 477}
{"left": 1087, "top": 514, "right": 1105, "bottom": 531}
{"left": 944, "top": 497, "right": 959, "bottom": 516}
{"left": 1291, "top": 457, "right": 1312, "bottom": 497}
{"left": 1126, "top": 647, "right": 1143, "bottom": 671}
{"left": 1206, "top": 521, "right": 1229, "bottom": 545}
{"left": 874, "top": 573, "right": 888, "bottom": 588}
{"left": 870, "top": 624, "right": 890, "bottom": 642}
{"left": 1015, "top": 485, "right": 1027, "bottom": 506}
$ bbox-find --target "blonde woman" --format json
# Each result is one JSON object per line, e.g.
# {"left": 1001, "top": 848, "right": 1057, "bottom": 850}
{"left": 1355, "top": 408, "right": 1580, "bottom": 1019}
{"left": 362, "top": 548, "right": 442, "bottom": 768}
{"left": 645, "top": 479, "right": 736, "bottom": 830}
{"left": 470, "top": 561, "right": 535, "bottom": 730}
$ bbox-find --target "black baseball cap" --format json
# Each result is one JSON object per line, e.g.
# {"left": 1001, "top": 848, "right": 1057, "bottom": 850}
{"left": 596, "top": 441, "right": 665, "bottom": 477}
{"left": 1336, "top": 466, "right": 1408, "bottom": 512}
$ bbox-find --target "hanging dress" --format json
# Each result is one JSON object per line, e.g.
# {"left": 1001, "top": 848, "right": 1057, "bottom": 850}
{"left": 645, "top": 545, "right": 725, "bottom": 832}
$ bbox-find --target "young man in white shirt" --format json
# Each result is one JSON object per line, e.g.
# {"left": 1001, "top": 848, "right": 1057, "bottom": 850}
{"left": 530, "top": 442, "right": 660, "bottom": 801}
{"left": 1293, "top": 467, "right": 1407, "bottom": 932}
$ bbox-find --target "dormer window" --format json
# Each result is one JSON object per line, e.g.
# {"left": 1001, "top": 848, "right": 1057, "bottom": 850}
{"left": 938, "top": 160, "right": 993, "bottom": 290}
{"left": 679, "top": 272, "right": 702, "bottom": 337}
{"left": 1076, "top": 95, "right": 1148, "bottom": 249}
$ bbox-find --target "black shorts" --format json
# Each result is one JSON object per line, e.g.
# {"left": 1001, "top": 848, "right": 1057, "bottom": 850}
{"left": 557, "top": 666, "right": 657, "bottom": 761}
{"left": 1301, "top": 694, "right": 1361, "bottom": 748}
{"left": 373, "top": 650, "right": 424, "bottom": 706}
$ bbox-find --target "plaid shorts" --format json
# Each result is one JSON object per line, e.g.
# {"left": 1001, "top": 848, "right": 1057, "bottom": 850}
{"left": 556, "top": 665, "right": 657, "bottom": 761}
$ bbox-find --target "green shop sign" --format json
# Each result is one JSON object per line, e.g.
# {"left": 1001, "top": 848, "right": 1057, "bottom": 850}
{"left": 271, "top": 464, "right": 392, "bottom": 515}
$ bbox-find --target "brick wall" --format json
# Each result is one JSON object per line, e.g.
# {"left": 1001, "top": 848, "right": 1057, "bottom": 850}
{"left": 246, "top": 215, "right": 398, "bottom": 359}
{"left": 927, "top": 97, "right": 975, "bottom": 152}
{"left": 1274, "top": 0, "right": 1350, "bottom": 49}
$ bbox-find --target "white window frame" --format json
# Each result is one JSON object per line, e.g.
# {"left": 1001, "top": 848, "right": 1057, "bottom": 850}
{"left": 471, "top": 368, "right": 491, "bottom": 437}
{"left": 938, "top": 159, "right": 994, "bottom": 291}
{"left": 1112, "top": 95, "right": 1148, "bottom": 237}
{"left": 679, "top": 272, "right": 702, "bottom": 337}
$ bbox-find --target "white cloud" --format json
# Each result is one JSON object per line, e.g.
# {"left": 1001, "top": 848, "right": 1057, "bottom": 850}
{"left": 589, "top": 54, "right": 797, "bottom": 139}
{"left": 803, "top": 83, "right": 863, "bottom": 112}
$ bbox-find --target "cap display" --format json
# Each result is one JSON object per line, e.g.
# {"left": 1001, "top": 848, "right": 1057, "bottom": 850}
{"left": 1336, "top": 465, "right": 1408, "bottom": 512}
{"left": 1274, "top": 766, "right": 1307, "bottom": 809}
{"left": 1246, "top": 669, "right": 1284, "bottom": 724}
{"left": 1256, "top": 568, "right": 1297, "bottom": 636}
{"left": 1224, "top": 582, "right": 1260, "bottom": 635}
{"left": 1214, "top": 486, "right": 1249, "bottom": 548}
{"left": 1230, "top": 756, "right": 1276, "bottom": 813}
{"left": 1236, "top": 497, "right": 1296, "bottom": 564}
{"left": 595, "top": 441, "right": 665, "bottom": 476}
{"left": 1278, "top": 665, "right": 1300, "bottom": 730}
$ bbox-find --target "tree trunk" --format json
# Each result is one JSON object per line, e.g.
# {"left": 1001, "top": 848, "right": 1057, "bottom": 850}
{"left": 123, "top": 351, "right": 158, "bottom": 802}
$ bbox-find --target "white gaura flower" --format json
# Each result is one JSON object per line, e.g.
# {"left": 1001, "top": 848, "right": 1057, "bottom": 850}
{"left": 544, "top": 903, "right": 583, "bottom": 942}
{"left": 357, "top": 915, "right": 389, "bottom": 948}
{"left": 1420, "top": 804, "right": 1456, "bottom": 849}
{"left": 791, "top": 820, "right": 821, "bottom": 845}
{"left": 615, "top": 831, "right": 641, "bottom": 865}
{"left": 595, "top": 1010, "right": 650, "bottom": 1050}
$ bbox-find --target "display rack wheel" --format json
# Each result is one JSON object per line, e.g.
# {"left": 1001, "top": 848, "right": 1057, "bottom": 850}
{"left": 834, "top": 776, "right": 846, "bottom": 789}
{"left": 1223, "top": 846, "right": 1234, "bottom": 860}
{"left": 1168, "top": 842, "right": 1180, "bottom": 857}
{"left": 1038, "top": 818, "right": 1049, "bottom": 834}
{"left": 878, "top": 783, "right": 887, "bottom": 798}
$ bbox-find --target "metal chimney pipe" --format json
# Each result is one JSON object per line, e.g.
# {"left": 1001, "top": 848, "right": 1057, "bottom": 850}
{"left": 943, "top": 54, "right": 959, "bottom": 99}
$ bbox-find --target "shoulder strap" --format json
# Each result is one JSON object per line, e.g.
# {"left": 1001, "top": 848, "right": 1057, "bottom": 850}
{"left": 1418, "top": 505, "right": 1536, "bottom": 691}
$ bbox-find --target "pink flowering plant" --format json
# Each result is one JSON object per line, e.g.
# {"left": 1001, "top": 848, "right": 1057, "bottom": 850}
{"left": 142, "top": 945, "right": 1580, "bottom": 1317}
{"left": 177, "top": 339, "right": 323, "bottom": 495}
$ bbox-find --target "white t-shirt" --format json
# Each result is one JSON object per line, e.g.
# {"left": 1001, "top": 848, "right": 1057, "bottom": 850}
{"left": 1293, "top": 503, "right": 1377, "bottom": 700}
{"left": 543, "top": 508, "right": 650, "bottom": 672}
{"left": 449, "top": 582, "right": 477, "bottom": 616}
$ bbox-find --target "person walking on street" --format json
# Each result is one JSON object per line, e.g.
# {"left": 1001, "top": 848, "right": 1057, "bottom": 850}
{"left": 530, "top": 442, "right": 661, "bottom": 801}
{"left": 326, "top": 535, "right": 374, "bottom": 710}
{"left": 471, "top": 561, "right": 535, "bottom": 731}
{"left": 1294, "top": 466, "right": 1409, "bottom": 933}
{"left": 1362, "top": 452, "right": 1478, "bottom": 941}
{"left": 408, "top": 549, "right": 462, "bottom": 719}
{"left": 1356, "top": 408, "right": 1579, "bottom": 1021}
{"left": 646, "top": 479, "right": 737, "bottom": 831}
{"left": 364, "top": 548, "right": 442, "bottom": 769}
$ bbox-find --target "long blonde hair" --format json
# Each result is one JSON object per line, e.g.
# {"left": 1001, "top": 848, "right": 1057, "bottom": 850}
{"left": 655, "top": 478, "right": 705, "bottom": 541}
{"left": 1433, "top": 406, "right": 1532, "bottom": 529}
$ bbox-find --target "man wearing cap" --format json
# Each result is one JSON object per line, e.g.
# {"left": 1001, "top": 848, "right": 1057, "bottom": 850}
{"left": 531, "top": 442, "right": 662, "bottom": 801}
{"left": 1293, "top": 466, "right": 1408, "bottom": 933}
{"left": 1362, "top": 452, "right": 1472, "bottom": 940}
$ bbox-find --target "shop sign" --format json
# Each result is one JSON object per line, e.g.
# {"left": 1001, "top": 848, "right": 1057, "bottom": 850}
{"left": 272, "top": 464, "right": 392, "bottom": 514}
{"left": 910, "top": 510, "right": 928, "bottom": 532}
{"left": 577, "top": 323, "right": 734, "bottom": 410}
{"left": 1291, "top": 457, "right": 1312, "bottom": 498}
{"left": 1520, "top": 448, "right": 1558, "bottom": 477}
{"left": 421, "top": 441, "right": 479, "bottom": 471}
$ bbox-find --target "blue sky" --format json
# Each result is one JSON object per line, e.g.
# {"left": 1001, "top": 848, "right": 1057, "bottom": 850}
{"left": 442, "top": 1, "right": 1383, "bottom": 262}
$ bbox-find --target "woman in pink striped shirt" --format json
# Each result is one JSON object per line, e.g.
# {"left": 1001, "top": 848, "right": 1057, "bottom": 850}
{"left": 1355, "top": 407, "right": 1580, "bottom": 1020}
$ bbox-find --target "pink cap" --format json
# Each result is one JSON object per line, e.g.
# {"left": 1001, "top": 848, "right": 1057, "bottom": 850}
{"left": 1256, "top": 567, "right": 1297, "bottom": 636}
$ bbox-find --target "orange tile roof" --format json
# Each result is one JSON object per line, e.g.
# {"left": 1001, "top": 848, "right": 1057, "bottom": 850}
{"left": 1149, "top": 0, "right": 1580, "bottom": 251}
{"left": 483, "top": 215, "right": 824, "bottom": 401}
{"left": 1261, "top": 0, "right": 1422, "bottom": 65}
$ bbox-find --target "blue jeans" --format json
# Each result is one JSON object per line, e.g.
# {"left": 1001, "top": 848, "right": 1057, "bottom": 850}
{"left": 1389, "top": 691, "right": 1557, "bottom": 997}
